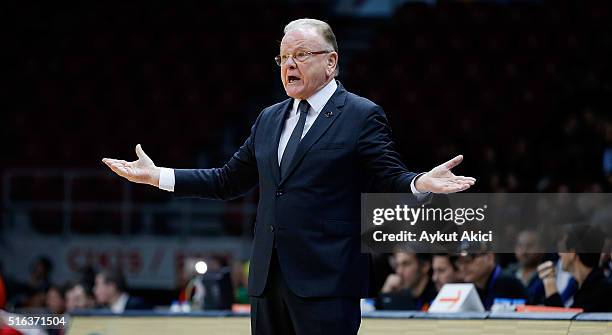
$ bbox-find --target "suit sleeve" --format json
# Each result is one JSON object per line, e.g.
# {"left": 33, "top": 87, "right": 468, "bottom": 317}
{"left": 357, "top": 105, "right": 418, "bottom": 192}
{"left": 173, "top": 112, "right": 262, "bottom": 200}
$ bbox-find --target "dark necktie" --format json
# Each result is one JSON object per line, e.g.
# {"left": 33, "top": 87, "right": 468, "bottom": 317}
{"left": 280, "top": 100, "right": 310, "bottom": 178}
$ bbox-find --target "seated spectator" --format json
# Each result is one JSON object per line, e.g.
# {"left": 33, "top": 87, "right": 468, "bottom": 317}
{"left": 432, "top": 254, "right": 462, "bottom": 291}
{"left": 457, "top": 252, "right": 527, "bottom": 310}
{"left": 17, "top": 257, "right": 54, "bottom": 309}
{"left": 504, "top": 229, "right": 547, "bottom": 304}
{"left": 538, "top": 225, "right": 612, "bottom": 312}
{"left": 45, "top": 285, "right": 66, "bottom": 335}
{"left": 377, "top": 250, "right": 437, "bottom": 311}
{"left": 28, "top": 257, "right": 53, "bottom": 292}
{"left": 231, "top": 261, "right": 249, "bottom": 305}
{"left": 24, "top": 288, "right": 46, "bottom": 309}
{"left": 553, "top": 259, "right": 579, "bottom": 307}
{"left": 65, "top": 282, "right": 95, "bottom": 312}
{"left": 45, "top": 285, "right": 66, "bottom": 314}
{"left": 93, "top": 269, "right": 148, "bottom": 313}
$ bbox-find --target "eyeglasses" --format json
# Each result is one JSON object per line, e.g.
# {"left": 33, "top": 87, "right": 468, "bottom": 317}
{"left": 275, "top": 50, "right": 333, "bottom": 66}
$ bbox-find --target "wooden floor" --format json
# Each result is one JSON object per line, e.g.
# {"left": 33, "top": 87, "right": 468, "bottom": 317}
{"left": 66, "top": 316, "right": 612, "bottom": 335}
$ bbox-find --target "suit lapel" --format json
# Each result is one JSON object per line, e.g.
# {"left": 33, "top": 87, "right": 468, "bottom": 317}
{"left": 268, "top": 99, "right": 292, "bottom": 185}
{"left": 279, "top": 83, "right": 347, "bottom": 186}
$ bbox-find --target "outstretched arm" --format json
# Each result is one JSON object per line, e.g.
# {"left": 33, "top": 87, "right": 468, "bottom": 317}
{"left": 102, "top": 144, "right": 161, "bottom": 187}
{"left": 358, "top": 106, "right": 475, "bottom": 194}
{"left": 415, "top": 155, "right": 476, "bottom": 194}
{"left": 102, "top": 113, "right": 262, "bottom": 200}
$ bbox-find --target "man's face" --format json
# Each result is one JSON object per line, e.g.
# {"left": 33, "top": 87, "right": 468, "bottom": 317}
{"left": 458, "top": 253, "right": 494, "bottom": 286}
{"left": 45, "top": 288, "right": 65, "bottom": 314}
{"left": 93, "top": 274, "right": 114, "bottom": 305}
{"left": 279, "top": 29, "right": 337, "bottom": 99}
{"left": 66, "top": 285, "right": 92, "bottom": 311}
{"left": 432, "top": 255, "right": 459, "bottom": 291}
{"left": 558, "top": 252, "right": 575, "bottom": 272}
{"left": 557, "top": 234, "right": 576, "bottom": 272}
{"left": 393, "top": 252, "right": 426, "bottom": 290}
{"left": 515, "top": 231, "right": 543, "bottom": 267}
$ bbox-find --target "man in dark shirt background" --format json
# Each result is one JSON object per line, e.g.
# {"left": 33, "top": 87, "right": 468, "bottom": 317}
{"left": 538, "top": 225, "right": 612, "bottom": 312}
{"left": 377, "top": 250, "right": 437, "bottom": 311}
{"left": 457, "top": 252, "right": 527, "bottom": 310}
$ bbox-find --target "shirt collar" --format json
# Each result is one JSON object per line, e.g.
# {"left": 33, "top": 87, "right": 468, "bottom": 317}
{"left": 292, "top": 79, "right": 338, "bottom": 115}
{"left": 110, "top": 293, "right": 129, "bottom": 313}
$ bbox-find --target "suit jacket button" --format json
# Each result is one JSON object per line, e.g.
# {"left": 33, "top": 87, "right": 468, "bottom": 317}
{"left": 269, "top": 225, "right": 275, "bottom": 232}
{"left": 276, "top": 189, "right": 284, "bottom": 196}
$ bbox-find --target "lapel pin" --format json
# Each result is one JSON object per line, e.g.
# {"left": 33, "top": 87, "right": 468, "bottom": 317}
{"left": 324, "top": 111, "right": 333, "bottom": 118}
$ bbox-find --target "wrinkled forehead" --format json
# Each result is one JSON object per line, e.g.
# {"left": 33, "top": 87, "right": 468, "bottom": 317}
{"left": 280, "top": 28, "right": 326, "bottom": 52}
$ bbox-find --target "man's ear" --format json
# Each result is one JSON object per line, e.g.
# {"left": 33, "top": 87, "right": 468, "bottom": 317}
{"left": 327, "top": 52, "right": 338, "bottom": 76}
{"left": 422, "top": 261, "right": 432, "bottom": 275}
{"left": 569, "top": 252, "right": 577, "bottom": 264}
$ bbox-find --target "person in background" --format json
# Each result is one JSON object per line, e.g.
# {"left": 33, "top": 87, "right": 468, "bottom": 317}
{"left": 432, "top": 254, "right": 462, "bottom": 291}
{"left": 19, "top": 257, "right": 54, "bottom": 309}
{"left": 457, "top": 252, "right": 527, "bottom": 310}
{"left": 504, "top": 229, "right": 546, "bottom": 304}
{"left": 553, "top": 258, "right": 579, "bottom": 307}
{"left": 378, "top": 250, "right": 437, "bottom": 311}
{"left": 232, "top": 261, "right": 250, "bottom": 305}
{"left": 538, "top": 225, "right": 612, "bottom": 312}
{"left": 93, "top": 269, "right": 148, "bottom": 313}
{"left": 28, "top": 257, "right": 53, "bottom": 293}
{"left": 45, "top": 285, "right": 66, "bottom": 335}
{"left": 45, "top": 285, "right": 66, "bottom": 315}
{"left": 23, "top": 289, "right": 46, "bottom": 309}
{"left": 65, "top": 281, "right": 95, "bottom": 312}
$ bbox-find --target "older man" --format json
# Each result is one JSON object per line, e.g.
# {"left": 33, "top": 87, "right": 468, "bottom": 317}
{"left": 457, "top": 252, "right": 527, "bottom": 310}
{"left": 103, "top": 18, "right": 475, "bottom": 335}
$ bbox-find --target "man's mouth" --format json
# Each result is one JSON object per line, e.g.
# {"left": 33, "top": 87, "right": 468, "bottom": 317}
{"left": 288, "top": 75, "right": 301, "bottom": 84}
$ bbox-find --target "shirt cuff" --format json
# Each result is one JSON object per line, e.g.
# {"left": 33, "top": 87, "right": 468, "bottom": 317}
{"left": 158, "top": 167, "right": 175, "bottom": 192}
{"left": 410, "top": 172, "right": 429, "bottom": 195}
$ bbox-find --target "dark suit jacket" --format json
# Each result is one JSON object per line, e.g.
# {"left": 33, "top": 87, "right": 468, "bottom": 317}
{"left": 477, "top": 265, "right": 528, "bottom": 310}
{"left": 124, "top": 295, "right": 149, "bottom": 311}
{"left": 174, "top": 81, "right": 418, "bottom": 298}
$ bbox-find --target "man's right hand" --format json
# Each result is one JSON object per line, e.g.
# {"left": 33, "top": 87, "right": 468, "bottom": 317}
{"left": 381, "top": 274, "right": 403, "bottom": 294}
{"left": 102, "top": 144, "right": 160, "bottom": 187}
{"left": 537, "top": 260, "right": 559, "bottom": 298}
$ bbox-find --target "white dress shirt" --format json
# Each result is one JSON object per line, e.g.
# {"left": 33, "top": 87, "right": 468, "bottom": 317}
{"left": 110, "top": 293, "right": 129, "bottom": 314}
{"left": 158, "top": 79, "right": 424, "bottom": 194}
{"left": 277, "top": 79, "right": 337, "bottom": 165}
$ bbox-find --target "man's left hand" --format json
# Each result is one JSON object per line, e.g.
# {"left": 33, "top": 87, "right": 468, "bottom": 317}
{"left": 415, "top": 155, "right": 476, "bottom": 194}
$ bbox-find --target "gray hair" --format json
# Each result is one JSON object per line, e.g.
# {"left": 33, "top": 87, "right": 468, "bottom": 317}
{"left": 284, "top": 18, "right": 339, "bottom": 76}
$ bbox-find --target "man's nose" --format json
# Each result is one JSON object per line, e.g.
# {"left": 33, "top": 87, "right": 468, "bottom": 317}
{"left": 284, "top": 56, "right": 297, "bottom": 69}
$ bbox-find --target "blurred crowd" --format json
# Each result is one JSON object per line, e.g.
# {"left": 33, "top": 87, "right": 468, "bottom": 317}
{"left": 4, "top": 1, "right": 611, "bottom": 237}
{"left": 1, "top": 224, "right": 611, "bottom": 318}
{"left": 373, "top": 224, "right": 612, "bottom": 313}
{"left": 347, "top": 1, "right": 612, "bottom": 194}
